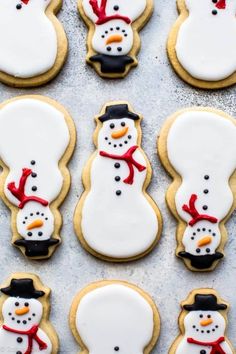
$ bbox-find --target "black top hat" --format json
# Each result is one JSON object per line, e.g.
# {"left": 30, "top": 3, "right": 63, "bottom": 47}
{"left": 98, "top": 104, "right": 140, "bottom": 122}
{"left": 1, "top": 279, "right": 45, "bottom": 299}
{"left": 183, "top": 294, "right": 227, "bottom": 312}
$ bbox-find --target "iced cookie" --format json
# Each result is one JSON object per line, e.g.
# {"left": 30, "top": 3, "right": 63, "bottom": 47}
{"left": 169, "top": 289, "right": 234, "bottom": 354}
{"left": 0, "top": 96, "right": 76, "bottom": 259}
{"left": 70, "top": 280, "right": 160, "bottom": 354}
{"left": 74, "top": 102, "right": 162, "bottom": 261}
{"left": 0, "top": 0, "right": 67, "bottom": 87}
{"left": 158, "top": 107, "right": 236, "bottom": 271}
{"left": 0, "top": 273, "right": 58, "bottom": 354}
{"left": 78, "top": 0, "right": 153, "bottom": 78}
{"left": 167, "top": 0, "right": 236, "bottom": 89}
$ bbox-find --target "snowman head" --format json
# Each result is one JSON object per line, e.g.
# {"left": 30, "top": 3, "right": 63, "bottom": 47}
{"left": 75, "top": 284, "right": 154, "bottom": 354}
{"left": 97, "top": 104, "right": 140, "bottom": 153}
{"left": 1, "top": 278, "right": 45, "bottom": 331}
{"left": 183, "top": 294, "right": 227, "bottom": 341}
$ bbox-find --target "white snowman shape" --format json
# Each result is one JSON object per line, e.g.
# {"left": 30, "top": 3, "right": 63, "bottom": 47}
{"left": 81, "top": 104, "right": 158, "bottom": 259}
{"left": 75, "top": 284, "right": 155, "bottom": 354}
{"left": 0, "top": 0, "right": 57, "bottom": 78}
{"left": 0, "top": 279, "right": 52, "bottom": 354}
{"left": 176, "top": 294, "right": 233, "bottom": 354}
{"left": 0, "top": 98, "right": 70, "bottom": 257}
{"left": 167, "top": 110, "right": 236, "bottom": 269}
{"left": 82, "top": 0, "right": 147, "bottom": 56}
{"left": 175, "top": 0, "right": 236, "bottom": 81}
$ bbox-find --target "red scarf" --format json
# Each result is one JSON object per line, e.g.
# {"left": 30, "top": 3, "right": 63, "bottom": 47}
{"left": 3, "top": 324, "right": 47, "bottom": 354}
{"left": 187, "top": 336, "right": 226, "bottom": 354}
{"left": 99, "top": 145, "right": 146, "bottom": 185}
{"left": 215, "top": 0, "right": 226, "bottom": 9}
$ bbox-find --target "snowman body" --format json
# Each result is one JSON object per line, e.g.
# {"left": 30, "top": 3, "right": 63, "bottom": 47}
{"left": 176, "top": 310, "right": 233, "bottom": 354}
{"left": 81, "top": 116, "right": 158, "bottom": 259}
{"left": 0, "top": 98, "right": 70, "bottom": 256}
{"left": 167, "top": 111, "right": 236, "bottom": 268}
{"left": 0, "top": 0, "right": 57, "bottom": 78}
{"left": 176, "top": 0, "right": 236, "bottom": 81}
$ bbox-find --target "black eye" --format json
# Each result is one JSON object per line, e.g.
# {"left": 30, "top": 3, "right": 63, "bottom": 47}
{"left": 110, "top": 123, "right": 115, "bottom": 129}
{"left": 114, "top": 347, "right": 119, "bottom": 352}
{"left": 113, "top": 5, "right": 119, "bottom": 10}
{"left": 121, "top": 122, "right": 126, "bottom": 127}
{"left": 15, "top": 302, "right": 19, "bottom": 307}
{"left": 24, "top": 303, "right": 29, "bottom": 307}
{"left": 207, "top": 315, "right": 211, "bottom": 318}
{"left": 199, "top": 314, "right": 203, "bottom": 318}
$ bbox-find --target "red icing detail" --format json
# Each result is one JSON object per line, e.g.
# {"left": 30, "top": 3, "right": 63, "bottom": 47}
{"left": 182, "top": 194, "right": 218, "bottom": 226}
{"left": 89, "top": 0, "right": 131, "bottom": 25}
{"left": 3, "top": 324, "right": 47, "bottom": 354}
{"left": 215, "top": 0, "right": 226, "bottom": 9}
{"left": 7, "top": 168, "right": 48, "bottom": 209}
{"left": 99, "top": 145, "right": 146, "bottom": 185}
{"left": 187, "top": 337, "right": 226, "bottom": 354}
{"left": 21, "top": 0, "right": 30, "bottom": 4}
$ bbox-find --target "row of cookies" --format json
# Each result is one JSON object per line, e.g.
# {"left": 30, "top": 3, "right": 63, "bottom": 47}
{"left": 0, "top": 95, "right": 235, "bottom": 272}
{"left": 1, "top": 0, "right": 235, "bottom": 88}
{"left": 0, "top": 273, "right": 233, "bottom": 354}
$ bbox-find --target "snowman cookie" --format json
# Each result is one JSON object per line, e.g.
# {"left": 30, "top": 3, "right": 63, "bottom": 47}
{"left": 158, "top": 107, "right": 236, "bottom": 271}
{"left": 0, "top": 273, "right": 58, "bottom": 354}
{"left": 169, "top": 289, "right": 234, "bottom": 354}
{"left": 0, "top": 96, "right": 76, "bottom": 259}
{"left": 78, "top": 0, "right": 153, "bottom": 78}
{"left": 0, "top": 0, "right": 67, "bottom": 87}
{"left": 70, "top": 280, "right": 160, "bottom": 354}
{"left": 74, "top": 102, "right": 162, "bottom": 261}
{"left": 167, "top": 0, "right": 236, "bottom": 89}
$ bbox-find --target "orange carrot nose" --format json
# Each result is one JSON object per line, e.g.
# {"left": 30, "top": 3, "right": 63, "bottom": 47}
{"left": 106, "top": 34, "right": 123, "bottom": 45}
{"left": 27, "top": 219, "right": 44, "bottom": 230}
{"left": 197, "top": 236, "right": 212, "bottom": 247}
{"left": 200, "top": 318, "right": 213, "bottom": 327}
{"left": 15, "top": 306, "right": 30, "bottom": 316}
{"left": 111, "top": 127, "right": 129, "bottom": 139}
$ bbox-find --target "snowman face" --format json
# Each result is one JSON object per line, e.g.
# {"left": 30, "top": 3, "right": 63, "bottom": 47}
{"left": 184, "top": 310, "right": 226, "bottom": 341}
{"left": 92, "top": 20, "right": 133, "bottom": 56}
{"left": 182, "top": 221, "right": 221, "bottom": 256}
{"left": 16, "top": 202, "right": 54, "bottom": 241}
{"left": 98, "top": 118, "right": 138, "bottom": 152}
{"left": 2, "top": 297, "right": 43, "bottom": 330}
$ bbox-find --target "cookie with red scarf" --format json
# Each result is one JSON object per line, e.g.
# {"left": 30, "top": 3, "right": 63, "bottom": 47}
{"left": 169, "top": 289, "right": 234, "bottom": 354}
{"left": 0, "top": 273, "right": 58, "bottom": 354}
{"left": 74, "top": 101, "right": 162, "bottom": 261}
{"left": 78, "top": 0, "right": 153, "bottom": 78}
{"left": 158, "top": 107, "right": 236, "bottom": 271}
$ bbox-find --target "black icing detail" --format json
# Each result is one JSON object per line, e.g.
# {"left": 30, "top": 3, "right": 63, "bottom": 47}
{"left": 183, "top": 293, "right": 227, "bottom": 312}
{"left": 178, "top": 251, "right": 224, "bottom": 269}
{"left": 99, "top": 104, "right": 139, "bottom": 122}
{"left": 1, "top": 278, "right": 45, "bottom": 298}
{"left": 14, "top": 238, "right": 59, "bottom": 257}
{"left": 90, "top": 54, "right": 134, "bottom": 74}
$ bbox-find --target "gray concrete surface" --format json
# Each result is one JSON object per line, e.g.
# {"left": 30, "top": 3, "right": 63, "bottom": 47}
{"left": 0, "top": 0, "right": 235, "bottom": 352}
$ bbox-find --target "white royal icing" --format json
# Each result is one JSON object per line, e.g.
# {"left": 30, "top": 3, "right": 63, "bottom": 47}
{"left": 167, "top": 110, "right": 236, "bottom": 258}
{"left": 82, "top": 0, "right": 147, "bottom": 56}
{"left": 75, "top": 284, "right": 154, "bottom": 354}
{"left": 176, "top": 310, "right": 233, "bottom": 354}
{"left": 0, "top": 98, "right": 70, "bottom": 243}
{"left": 175, "top": 0, "right": 236, "bottom": 81}
{"left": 0, "top": 0, "right": 57, "bottom": 78}
{"left": 81, "top": 118, "right": 158, "bottom": 259}
{"left": 0, "top": 296, "right": 52, "bottom": 353}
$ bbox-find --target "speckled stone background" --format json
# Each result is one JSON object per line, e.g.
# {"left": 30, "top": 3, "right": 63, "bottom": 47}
{"left": 0, "top": 0, "right": 235, "bottom": 352}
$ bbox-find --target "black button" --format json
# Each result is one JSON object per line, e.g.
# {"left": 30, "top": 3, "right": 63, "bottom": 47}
{"left": 16, "top": 352, "right": 22, "bottom": 354}
{"left": 212, "top": 10, "right": 217, "bottom": 15}
{"left": 115, "top": 176, "right": 121, "bottom": 182}
{"left": 114, "top": 163, "right": 120, "bottom": 168}
{"left": 31, "top": 172, "right": 37, "bottom": 178}
{"left": 204, "top": 175, "right": 209, "bottom": 180}
{"left": 200, "top": 351, "right": 206, "bottom": 354}
{"left": 202, "top": 205, "right": 208, "bottom": 210}
{"left": 17, "top": 337, "right": 23, "bottom": 343}
{"left": 212, "top": 0, "right": 217, "bottom": 2}
{"left": 32, "top": 186, "right": 37, "bottom": 192}
{"left": 113, "top": 5, "right": 119, "bottom": 10}
{"left": 114, "top": 347, "right": 119, "bottom": 352}
{"left": 16, "top": 4, "right": 22, "bottom": 9}
{"left": 116, "top": 190, "right": 122, "bottom": 196}
{"left": 203, "top": 189, "right": 209, "bottom": 194}
{"left": 30, "top": 160, "right": 36, "bottom": 165}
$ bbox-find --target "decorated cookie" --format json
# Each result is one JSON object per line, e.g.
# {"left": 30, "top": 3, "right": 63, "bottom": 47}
{"left": 74, "top": 102, "right": 162, "bottom": 261}
{"left": 0, "top": 0, "right": 67, "bottom": 87}
{"left": 0, "top": 273, "right": 58, "bottom": 354}
{"left": 78, "top": 0, "right": 153, "bottom": 78}
{"left": 158, "top": 107, "right": 236, "bottom": 271}
{"left": 167, "top": 0, "right": 236, "bottom": 89}
{"left": 0, "top": 96, "right": 76, "bottom": 259}
{"left": 70, "top": 280, "right": 160, "bottom": 354}
{"left": 169, "top": 289, "right": 234, "bottom": 354}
